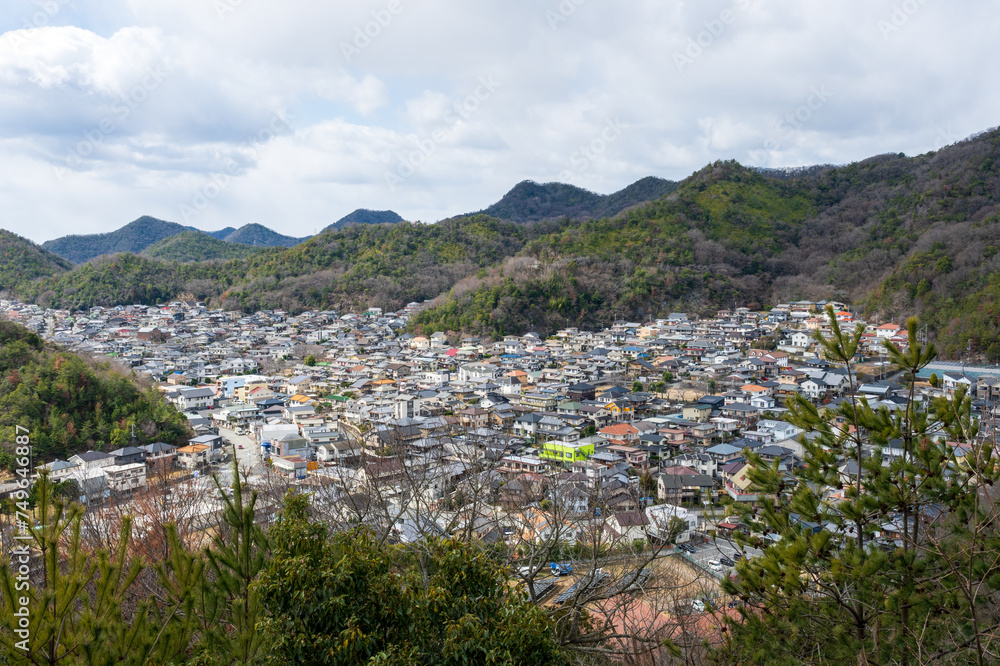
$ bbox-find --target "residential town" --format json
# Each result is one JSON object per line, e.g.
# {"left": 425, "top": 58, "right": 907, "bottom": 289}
{"left": 3, "top": 296, "right": 998, "bottom": 575}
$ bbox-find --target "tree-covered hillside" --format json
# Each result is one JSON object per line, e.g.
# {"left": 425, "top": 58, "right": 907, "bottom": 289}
{"left": 0, "top": 230, "right": 73, "bottom": 292}
{"left": 142, "top": 230, "right": 265, "bottom": 262}
{"left": 0, "top": 319, "right": 190, "bottom": 464}
{"left": 17, "top": 215, "right": 552, "bottom": 313}
{"left": 42, "top": 216, "right": 190, "bottom": 263}
{"left": 480, "top": 176, "right": 678, "bottom": 223}
{"left": 223, "top": 223, "right": 307, "bottom": 247}
{"left": 12, "top": 126, "right": 1000, "bottom": 359}
{"left": 324, "top": 208, "right": 404, "bottom": 232}
{"left": 413, "top": 128, "right": 1000, "bottom": 357}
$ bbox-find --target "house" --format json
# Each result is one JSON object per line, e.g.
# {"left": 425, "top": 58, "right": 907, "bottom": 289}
{"left": 316, "top": 441, "right": 360, "bottom": 465}
{"left": 68, "top": 451, "right": 115, "bottom": 472}
{"left": 540, "top": 440, "right": 595, "bottom": 464}
{"left": 172, "top": 387, "right": 216, "bottom": 411}
{"left": 646, "top": 503, "right": 699, "bottom": 543}
{"left": 141, "top": 442, "right": 177, "bottom": 473}
{"left": 681, "top": 403, "right": 712, "bottom": 423}
{"left": 605, "top": 444, "right": 649, "bottom": 471}
{"left": 657, "top": 473, "right": 715, "bottom": 504}
{"left": 36, "top": 459, "right": 79, "bottom": 481}
{"left": 723, "top": 462, "right": 759, "bottom": 502}
{"left": 605, "top": 511, "right": 650, "bottom": 543}
{"left": 108, "top": 446, "right": 146, "bottom": 466}
{"left": 704, "top": 443, "right": 744, "bottom": 464}
{"left": 103, "top": 463, "right": 147, "bottom": 493}
{"left": 598, "top": 423, "right": 640, "bottom": 443}
{"left": 272, "top": 455, "right": 308, "bottom": 479}
{"left": 175, "top": 444, "right": 211, "bottom": 470}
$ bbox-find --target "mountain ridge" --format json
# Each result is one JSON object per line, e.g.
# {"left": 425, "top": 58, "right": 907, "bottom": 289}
{"left": 324, "top": 209, "right": 404, "bottom": 233}
{"left": 478, "top": 176, "right": 679, "bottom": 223}
{"left": 11, "top": 125, "right": 1000, "bottom": 359}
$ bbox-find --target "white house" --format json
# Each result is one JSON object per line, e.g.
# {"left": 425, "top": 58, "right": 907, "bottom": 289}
{"left": 645, "top": 503, "right": 699, "bottom": 543}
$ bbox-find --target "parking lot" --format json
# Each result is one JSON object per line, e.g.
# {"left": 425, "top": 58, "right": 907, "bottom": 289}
{"left": 676, "top": 536, "right": 762, "bottom": 579}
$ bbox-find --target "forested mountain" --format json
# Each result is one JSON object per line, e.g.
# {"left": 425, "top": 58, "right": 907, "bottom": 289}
{"left": 0, "top": 230, "right": 73, "bottom": 291}
{"left": 324, "top": 208, "right": 404, "bottom": 232}
{"left": 0, "top": 320, "right": 190, "bottom": 463}
{"left": 17, "top": 215, "right": 551, "bottom": 314}
{"left": 413, "top": 128, "right": 1000, "bottom": 358}
{"left": 222, "top": 223, "right": 307, "bottom": 247}
{"left": 11, "top": 126, "right": 1000, "bottom": 359}
{"left": 479, "top": 176, "right": 679, "bottom": 223}
{"left": 141, "top": 231, "right": 265, "bottom": 262}
{"left": 43, "top": 216, "right": 190, "bottom": 263}
{"left": 199, "top": 226, "right": 237, "bottom": 240}
{"left": 43, "top": 219, "right": 305, "bottom": 264}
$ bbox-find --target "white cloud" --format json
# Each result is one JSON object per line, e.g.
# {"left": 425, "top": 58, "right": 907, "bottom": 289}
{"left": 0, "top": 0, "right": 996, "bottom": 242}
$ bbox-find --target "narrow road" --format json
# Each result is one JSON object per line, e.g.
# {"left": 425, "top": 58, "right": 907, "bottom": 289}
{"left": 218, "top": 424, "right": 262, "bottom": 477}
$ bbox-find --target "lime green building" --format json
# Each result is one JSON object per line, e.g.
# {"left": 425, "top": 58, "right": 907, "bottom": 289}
{"left": 539, "top": 440, "right": 595, "bottom": 463}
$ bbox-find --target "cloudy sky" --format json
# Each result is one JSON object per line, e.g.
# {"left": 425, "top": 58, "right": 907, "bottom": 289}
{"left": 0, "top": 0, "right": 997, "bottom": 243}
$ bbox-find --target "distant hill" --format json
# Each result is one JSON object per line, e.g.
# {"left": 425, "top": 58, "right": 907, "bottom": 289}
{"left": 0, "top": 230, "right": 73, "bottom": 292}
{"left": 18, "top": 125, "right": 1000, "bottom": 359}
{"left": 200, "top": 227, "right": 237, "bottom": 240}
{"left": 324, "top": 209, "right": 404, "bottom": 233}
{"left": 42, "top": 216, "right": 189, "bottom": 263}
{"left": 0, "top": 319, "right": 190, "bottom": 461}
{"left": 142, "top": 231, "right": 268, "bottom": 262}
{"left": 479, "top": 176, "right": 679, "bottom": 223}
{"left": 223, "top": 224, "right": 306, "bottom": 248}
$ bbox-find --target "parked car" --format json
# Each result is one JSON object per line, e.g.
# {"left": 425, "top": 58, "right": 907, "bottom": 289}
{"left": 708, "top": 560, "right": 722, "bottom": 571}
{"left": 720, "top": 556, "right": 735, "bottom": 566}
{"left": 550, "top": 562, "right": 572, "bottom": 576}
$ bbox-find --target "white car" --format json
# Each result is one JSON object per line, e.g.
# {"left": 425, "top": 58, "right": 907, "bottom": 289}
{"left": 708, "top": 559, "right": 723, "bottom": 571}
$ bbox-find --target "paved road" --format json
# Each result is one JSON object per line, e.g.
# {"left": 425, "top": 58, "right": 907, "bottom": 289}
{"left": 681, "top": 536, "right": 763, "bottom": 578}
{"left": 218, "top": 424, "right": 262, "bottom": 476}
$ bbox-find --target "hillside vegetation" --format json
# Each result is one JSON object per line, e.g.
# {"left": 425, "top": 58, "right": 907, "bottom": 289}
{"left": 42, "top": 216, "right": 190, "bottom": 263}
{"left": 414, "top": 128, "right": 1000, "bottom": 357}
{"left": 481, "top": 176, "right": 678, "bottom": 223}
{"left": 142, "top": 230, "right": 264, "bottom": 262}
{"left": 0, "top": 230, "right": 73, "bottom": 291}
{"left": 0, "top": 319, "right": 190, "bottom": 464}
{"left": 17, "top": 216, "right": 552, "bottom": 313}
{"left": 325, "top": 208, "right": 404, "bottom": 232}
{"left": 223, "top": 223, "right": 306, "bottom": 247}
{"left": 9, "top": 126, "right": 1000, "bottom": 358}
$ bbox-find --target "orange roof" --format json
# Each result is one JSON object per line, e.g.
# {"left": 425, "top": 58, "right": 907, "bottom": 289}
{"left": 600, "top": 423, "right": 640, "bottom": 436}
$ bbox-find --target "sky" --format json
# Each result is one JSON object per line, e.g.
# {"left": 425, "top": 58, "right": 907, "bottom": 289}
{"left": 0, "top": 0, "right": 997, "bottom": 244}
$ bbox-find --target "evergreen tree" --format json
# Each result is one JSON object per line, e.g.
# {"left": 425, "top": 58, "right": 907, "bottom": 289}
{"left": 0, "top": 475, "right": 195, "bottom": 664}
{"left": 716, "top": 308, "right": 1000, "bottom": 664}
